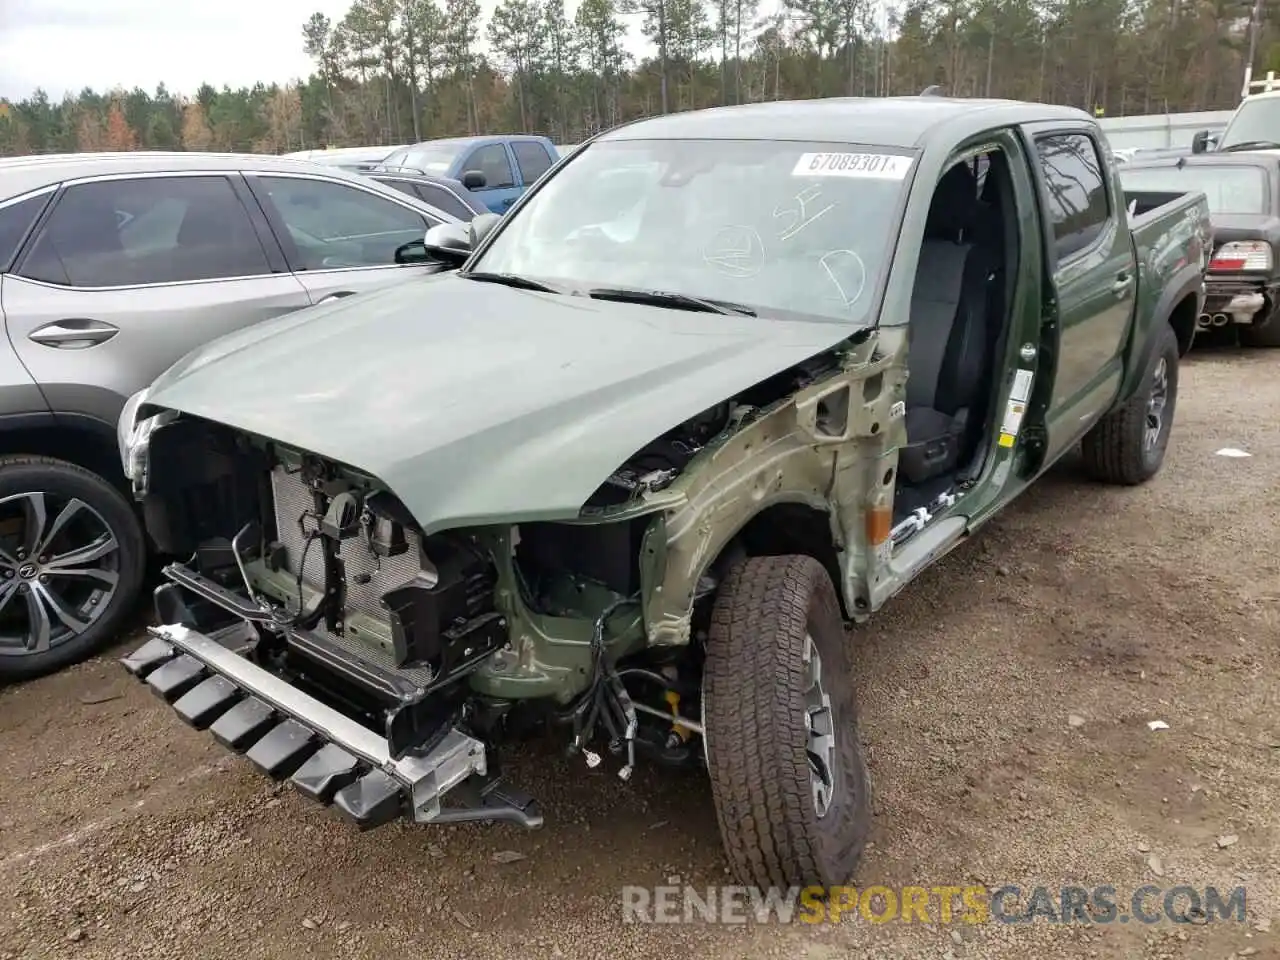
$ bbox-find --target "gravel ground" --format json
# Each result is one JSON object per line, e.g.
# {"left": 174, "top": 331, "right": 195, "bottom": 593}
{"left": 1, "top": 342, "right": 1277, "bottom": 960}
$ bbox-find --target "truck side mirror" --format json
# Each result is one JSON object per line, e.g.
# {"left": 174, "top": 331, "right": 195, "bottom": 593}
{"left": 461, "top": 170, "right": 487, "bottom": 190}
{"left": 1191, "top": 130, "right": 1211, "bottom": 154}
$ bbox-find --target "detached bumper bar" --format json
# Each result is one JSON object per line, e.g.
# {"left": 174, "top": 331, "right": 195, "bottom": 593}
{"left": 122, "top": 623, "right": 539, "bottom": 830}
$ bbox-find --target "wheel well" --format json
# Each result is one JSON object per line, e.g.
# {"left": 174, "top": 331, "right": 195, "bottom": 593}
{"left": 0, "top": 425, "right": 127, "bottom": 496}
{"left": 723, "top": 502, "right": 847, "bottom": 618}
{"left": 1168, "top": 293, "right": 1197, "bottom": 357}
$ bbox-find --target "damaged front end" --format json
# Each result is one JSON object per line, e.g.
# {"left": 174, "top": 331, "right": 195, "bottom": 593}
{"left": 122, "top": 421, "right": 538, "bottom": 828}
{"left": 118, "top": 330, "right": 901, "bottom": 834}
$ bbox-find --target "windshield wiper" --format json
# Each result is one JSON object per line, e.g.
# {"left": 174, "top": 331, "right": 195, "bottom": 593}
{"left": 1219, "top": 139, "right": 1280, "bottom": 152}
{"left": 462, "top": 271, "right": 562, "bottom": 293}
{"left": 587, "top": 287, "right": 757, "bottom": 316}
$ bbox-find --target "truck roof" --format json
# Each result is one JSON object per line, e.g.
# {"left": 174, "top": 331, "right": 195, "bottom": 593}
{"left": 282, "top": 145, "right": 407, "bottom": 163}
{"left": 600, "top": 96, "right": 1095, "bottom": 149}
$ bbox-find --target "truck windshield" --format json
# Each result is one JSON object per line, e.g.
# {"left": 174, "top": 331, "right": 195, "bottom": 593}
{"left": 1218, "top": 98, "right": 1280, "bottom": 150}
{"left": 469, "top": 138, "right": 917, "bottom": 326}
{"left": 382, "top": 143, "right": 463, "bottom": 174}
{"left": 1121, "top": 165, "right": 1268, "bottom": 215}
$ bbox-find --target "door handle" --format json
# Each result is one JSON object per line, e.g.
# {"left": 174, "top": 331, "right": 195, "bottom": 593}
{"left": 28, "top": 318, "right": 119, "bottom": 348}
{"left": 500, "top": 197, "right": 516, "bottom": 208}
{"left": 1112, "top": 271, "right": 1134, "bottom": 295}
{"left": 316, "top": 291, "right": 357, "bottom": 305}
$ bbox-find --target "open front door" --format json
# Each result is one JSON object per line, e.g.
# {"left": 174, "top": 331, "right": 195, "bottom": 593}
{"left": 958, "top": 127, "right": 1061, "bottom": 533}
{"left": 871, "top": 130, "right": 1050, "bottom": 610}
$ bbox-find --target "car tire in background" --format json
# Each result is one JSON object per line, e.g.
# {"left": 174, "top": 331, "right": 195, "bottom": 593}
{"left": 702, "top": 554, "right": 872, "bottom": 889}
{"left": 0, "top": 456, "right": 146, "bottom": 681}
{"left": 1080, "top": 321, "right": 1180, "bottom": 485}
{"left": 1239, "top": 318, "right": 1280, "bottom": 348}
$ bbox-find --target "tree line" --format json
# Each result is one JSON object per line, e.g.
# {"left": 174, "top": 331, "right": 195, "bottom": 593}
{"left": 1, "top": 0, "right": 1277, "bottom": 158}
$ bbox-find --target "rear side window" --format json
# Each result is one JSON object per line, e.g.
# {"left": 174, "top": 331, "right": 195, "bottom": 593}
{"left": 19, "top": 176, "right": 271, "bottom": 287}
{"left": 465, "top": 144, "right": 515, "bottom": 189}
{"left": 1034, "top": 133, "right": 1111, "bottom": 260}
{"left": 416, "top": 183, "right": 476, "bottom": 221}
{"left": 0, "top": 193, "right": 51, "bottom": 273}
{"left": 512, "top": 141, "right": 553, "bottom": 183}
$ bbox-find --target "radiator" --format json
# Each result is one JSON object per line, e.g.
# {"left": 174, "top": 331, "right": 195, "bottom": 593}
{"left": 268, "top": 463, "right": 431, "bottom": 631}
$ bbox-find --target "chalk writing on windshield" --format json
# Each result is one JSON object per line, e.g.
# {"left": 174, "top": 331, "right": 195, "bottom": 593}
{"left": 774, "top": 186, "right": 835, "bottom": 241}
{"left": 702, "top": 225, "right": 766, "bottom": 278}
{"left": 819, "top": 249, "right": 867, "bottom": 308}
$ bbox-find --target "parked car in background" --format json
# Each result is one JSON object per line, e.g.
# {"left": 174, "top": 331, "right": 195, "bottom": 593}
{"left": 1121, "top": 152, "right": 1280, "bottom": 346}
{"left": 0, "top": 151, "right": 457, "bottom": 680}
{"left": 374, "top": 135, "right": 560, "bottom": 213}
{"left": 364, "top": 168, "right": 489, "bottom": 220}
{"left": 1192, "top": 75, "right": 1280, "bottom": 154}
{"left": 281, "top": 145, "right": 410, "bottom": 173}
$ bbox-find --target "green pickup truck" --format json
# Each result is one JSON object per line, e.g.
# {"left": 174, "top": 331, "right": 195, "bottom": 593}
{"left": 117, "top": 95, "right": 1210, "bottom": 891}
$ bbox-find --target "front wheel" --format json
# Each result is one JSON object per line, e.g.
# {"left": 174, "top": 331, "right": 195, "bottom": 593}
{"left": 1080, "top": 322, "right": 1179, "bottom": 485}
{"left": 702, "top": 555, "right": 871, "bottom": 889}
{"left": 0, "top": 456, "right": 146, "bottom": 681}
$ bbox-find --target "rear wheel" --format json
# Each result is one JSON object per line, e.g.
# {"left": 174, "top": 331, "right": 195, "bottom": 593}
{"left": 1080, "top": 322, "right": 1179, "bottom": 485}
{"left": 702, "top": 554, "right": 871, "bottom": 888}
{"left": 0, "top": 456, "right": 146, "bottom": 681}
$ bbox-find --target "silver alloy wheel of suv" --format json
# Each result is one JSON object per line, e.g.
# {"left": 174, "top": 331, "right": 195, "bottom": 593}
{"left": 0, "top": 490, "right": 122, "bottom": 653}
{"left": 0, "top": 457, "right": 146, "bottom": 680}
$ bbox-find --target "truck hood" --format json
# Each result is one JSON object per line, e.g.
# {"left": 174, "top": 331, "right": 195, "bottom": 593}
{"left": 147, "top": 273, "right": 856, "bottom": 534}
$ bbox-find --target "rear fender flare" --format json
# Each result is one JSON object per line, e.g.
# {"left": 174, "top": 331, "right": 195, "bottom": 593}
{"left": 1117, "top": 262, "right": 1202, "bottom": 404}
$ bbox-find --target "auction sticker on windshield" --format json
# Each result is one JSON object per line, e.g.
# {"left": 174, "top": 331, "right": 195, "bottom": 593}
{"left": 793, "top": 152, "right": 914, "bottom": 179}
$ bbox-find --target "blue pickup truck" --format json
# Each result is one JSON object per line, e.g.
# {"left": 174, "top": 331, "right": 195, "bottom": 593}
{"left": 375, "top": 135, "right": 560, "bottom": 214}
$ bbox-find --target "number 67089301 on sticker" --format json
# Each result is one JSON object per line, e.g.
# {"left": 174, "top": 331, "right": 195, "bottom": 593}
{"left": 792, "top": 152, "right": 914, "bottom": 179}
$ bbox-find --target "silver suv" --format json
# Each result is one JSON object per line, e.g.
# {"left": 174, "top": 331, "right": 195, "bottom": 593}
{"left": 0, "top": 151, "right": 456, "bottom": 680}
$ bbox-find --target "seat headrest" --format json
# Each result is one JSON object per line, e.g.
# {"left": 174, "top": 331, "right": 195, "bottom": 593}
{"left": 925, "top": 162, "right": 977, "bottom": 241}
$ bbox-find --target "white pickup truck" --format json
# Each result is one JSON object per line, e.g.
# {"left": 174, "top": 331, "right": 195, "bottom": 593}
{"left": 1193, "top": 71, "right": 1280, "bottom": 154}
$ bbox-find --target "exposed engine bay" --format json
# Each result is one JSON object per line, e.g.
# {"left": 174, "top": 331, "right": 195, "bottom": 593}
{"left": 134, "top": 352, "right": 844, "bottom": 803}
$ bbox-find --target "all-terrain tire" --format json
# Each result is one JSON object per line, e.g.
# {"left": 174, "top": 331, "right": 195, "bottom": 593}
{"left": 703, "top": 554, "right": 871, "bottom": 889}
{"left": 0, "top": 456, "right": 146, "bottom": 681}
{"left": 1080, "top": 322, "right": 1179, "bottom": 485}
{"left": 1239, "top": 318, "right": 1280, "bottom": 347}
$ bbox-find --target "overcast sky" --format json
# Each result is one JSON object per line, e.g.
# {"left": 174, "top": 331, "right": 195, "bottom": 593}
{"left": 0, "top": 0, "right": 649, "bottom": 102}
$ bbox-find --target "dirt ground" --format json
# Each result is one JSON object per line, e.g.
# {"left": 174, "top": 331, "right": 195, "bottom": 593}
{"left": 1, "top": 341, "right": 1277, "bottom": 960}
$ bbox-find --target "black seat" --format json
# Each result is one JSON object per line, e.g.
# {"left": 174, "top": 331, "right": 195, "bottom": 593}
{"left": 900, "top": 162, "right": 994, "bottom": 485}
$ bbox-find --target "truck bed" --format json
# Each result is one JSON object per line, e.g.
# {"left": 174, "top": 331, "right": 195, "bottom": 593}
{"left": 1119, "top": 186, "right": 1211, "bottom": 359}
{"left": 1125, "top": 189, "right": 1209, "bottom": 268}
{"left": 1125, "top": 189, "right": 1195, "bottom": 222}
